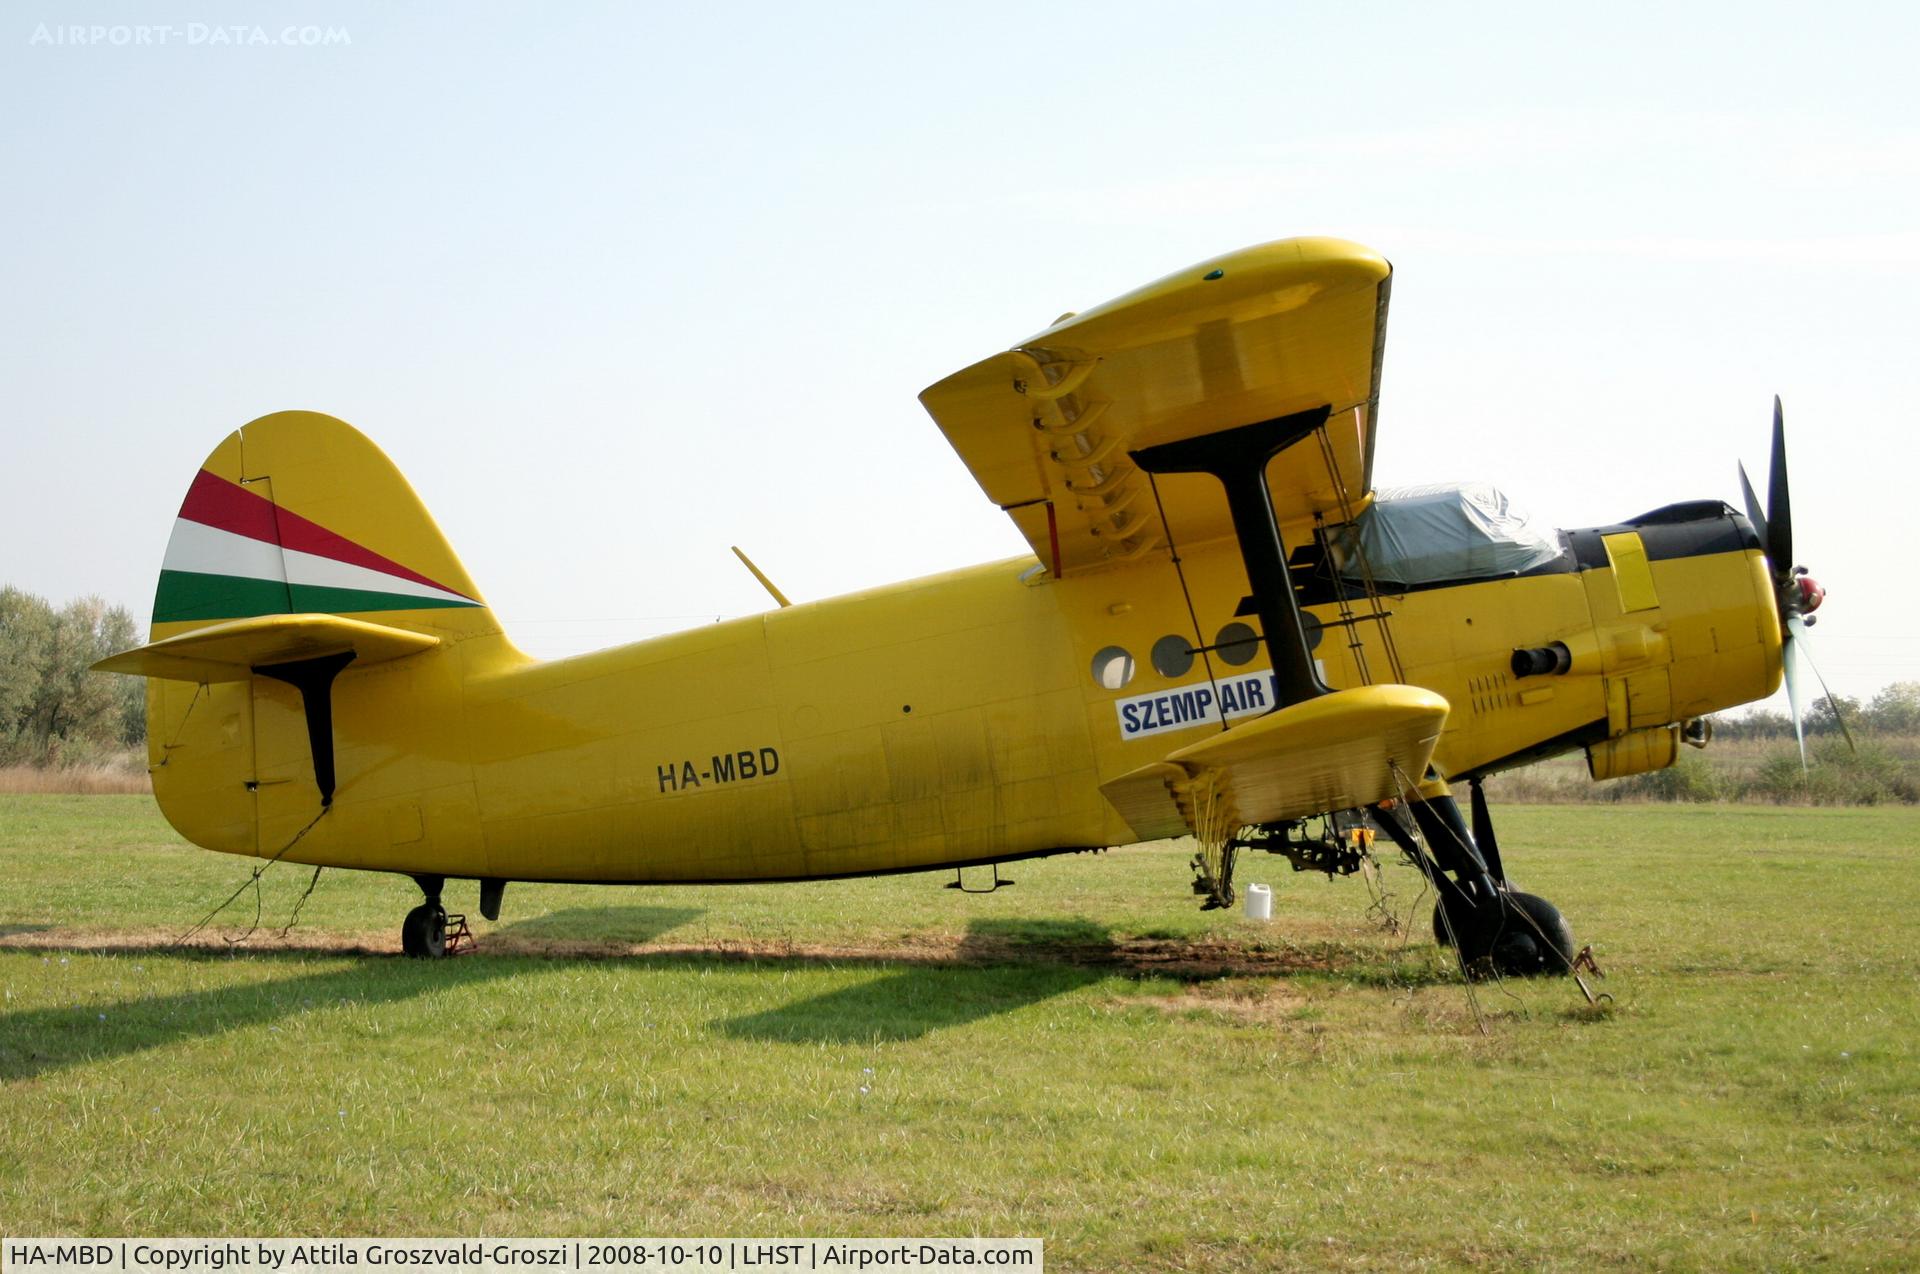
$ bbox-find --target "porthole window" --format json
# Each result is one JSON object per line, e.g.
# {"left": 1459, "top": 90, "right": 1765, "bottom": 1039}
{"left": 1215, "top": 622, "right": 1260, "bottom": 666}
{"left": 1090, "top": 646, "right": 1135, "bottom": 690}
{"left": 1150, "top": 634, "right": 1194, "bottom": 679}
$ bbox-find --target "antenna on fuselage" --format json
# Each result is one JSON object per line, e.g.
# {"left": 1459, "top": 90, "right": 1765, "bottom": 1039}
{"left": 731, "top": 546, "right": 792, "bottom": 608}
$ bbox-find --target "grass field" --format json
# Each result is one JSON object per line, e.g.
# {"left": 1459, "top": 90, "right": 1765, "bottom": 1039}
{"left": 2, "top": 796, "right": 1916, "bottom": 1271}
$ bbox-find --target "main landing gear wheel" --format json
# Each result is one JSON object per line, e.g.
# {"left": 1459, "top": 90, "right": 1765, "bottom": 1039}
{"left": 401, "top": 902, "right": 447, "bottom": 958}
{"left": 1431, "top": 881, "right": 1489, "bottom": 948}
{"left": 1434, "top": 890, "right": 1575, "bottom": 978}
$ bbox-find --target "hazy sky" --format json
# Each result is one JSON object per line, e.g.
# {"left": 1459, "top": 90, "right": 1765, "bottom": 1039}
{"left": 3, "top": 2, "right": 1913, "bottom": 707}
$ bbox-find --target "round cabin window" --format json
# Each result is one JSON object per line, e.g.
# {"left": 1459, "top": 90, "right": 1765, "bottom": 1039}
{"left": 1215, "top": 622, "right": 1260, "bottom": 665}
{"left": 1090, "top": 646, "right": 1135, "bottom": 690}
{"left": 1150, "top": 634, "right": 1194, "bottom": 679}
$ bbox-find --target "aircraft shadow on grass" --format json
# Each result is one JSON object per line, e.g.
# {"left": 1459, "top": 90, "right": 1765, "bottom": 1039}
{"left": 715, "top": 917, "right": 1115, "bottom": 1045}
{"left": 0, "top": 906, "right": 705, "bottom": 1084}
{"left": 491, "top": 909, "right": 1122, "bottom": 1044}
{"left": 0, "top": 949, "right": 533, "bottom": 1084}
{"left": 0, "top": 913, "right": 1142, "bottom": 1078}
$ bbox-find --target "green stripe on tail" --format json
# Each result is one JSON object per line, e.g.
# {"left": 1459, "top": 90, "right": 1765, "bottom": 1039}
{"left": 154, "top": 570, "right": 482, "bottom": 624}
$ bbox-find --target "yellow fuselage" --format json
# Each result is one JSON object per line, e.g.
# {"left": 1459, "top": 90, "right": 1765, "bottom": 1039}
{"left": 150, "top": 522, "right": 1782, "bottom": 884}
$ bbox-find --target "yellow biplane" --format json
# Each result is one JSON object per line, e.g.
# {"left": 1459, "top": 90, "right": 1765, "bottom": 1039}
{"left": 98, "top": 237, "right": 1829, "bottom": 974}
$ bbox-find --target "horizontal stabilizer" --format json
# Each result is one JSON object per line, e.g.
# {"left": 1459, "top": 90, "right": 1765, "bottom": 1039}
{"left": 1100, "top": 685, "right": 1449, "bottom": 840}
{"left": 93, "top": 613, "right": 440, "bottom": 683}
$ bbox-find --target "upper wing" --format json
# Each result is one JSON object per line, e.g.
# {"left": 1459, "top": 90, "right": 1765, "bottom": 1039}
{"left": 920, "top": 237, "right": 1391, "bottom": 576}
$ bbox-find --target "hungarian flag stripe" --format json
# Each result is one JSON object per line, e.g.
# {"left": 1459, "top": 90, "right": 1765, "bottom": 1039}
{"left": 154, "top": 570, "right": 480, "bottom": 624}
{"left": 153, "top": 469, "right": 483, "bottom": 623}
{"left": 178, "top": 469, "right": 474, "bottom": 600}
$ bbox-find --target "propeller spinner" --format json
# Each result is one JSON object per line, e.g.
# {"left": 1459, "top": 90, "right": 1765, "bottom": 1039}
{"left": 1738, "top": 397, "right": 1853, "bottom": 767}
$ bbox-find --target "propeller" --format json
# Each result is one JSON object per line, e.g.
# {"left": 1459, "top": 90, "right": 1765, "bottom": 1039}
{"left": 1739, "top": 397, "right": 1853, "bottom": 768}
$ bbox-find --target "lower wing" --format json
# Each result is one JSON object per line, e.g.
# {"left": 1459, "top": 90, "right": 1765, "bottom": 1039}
{"left": 1100, "top": 685, "right": 1449, "bottom": 839}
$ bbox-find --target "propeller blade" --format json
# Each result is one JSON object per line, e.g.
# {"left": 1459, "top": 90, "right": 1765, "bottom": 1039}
{"left": 1767, "top": 396, "right": 1793, "bottom": 574}
{"left": 1782, "top": 624, "right": 1808, "bottom": 770}
{"left": 1787, "top": 614, "right": 1858, "bottom": 756}
{"left": 1738, "top": 461, "right": 1770, "bottom": 558}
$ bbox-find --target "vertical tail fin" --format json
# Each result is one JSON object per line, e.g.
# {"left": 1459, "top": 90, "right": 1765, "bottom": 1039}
{"left": 150, "top": 410, "right": 499, "bottom": 641}
{"left": 99, "top": 411, "right": 506, "bottom": 855}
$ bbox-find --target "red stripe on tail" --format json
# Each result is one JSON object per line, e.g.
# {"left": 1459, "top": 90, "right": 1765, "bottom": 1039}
{"left": 177, "top": 469, "right": 475, "bottom": 601}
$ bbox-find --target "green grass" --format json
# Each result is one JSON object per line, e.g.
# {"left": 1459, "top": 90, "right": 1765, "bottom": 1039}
{"left": 2, "top": 796, "right": 1917, "bottom": 1270}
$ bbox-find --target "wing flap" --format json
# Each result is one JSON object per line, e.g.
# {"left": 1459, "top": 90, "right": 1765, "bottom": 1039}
{"left": 92, "top": 613, "right": 441, "bottom": 683}
{"left": 1101, "top": 686, "right": 1449, "bottom": 839}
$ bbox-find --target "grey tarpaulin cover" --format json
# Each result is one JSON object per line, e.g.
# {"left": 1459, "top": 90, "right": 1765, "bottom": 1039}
{"left": 1337, "top": 483, "right": 1563, "bottom": 587}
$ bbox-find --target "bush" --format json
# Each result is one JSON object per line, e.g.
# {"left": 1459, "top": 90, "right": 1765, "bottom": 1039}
{"left": 1612, "top": 750, "right": 1724, "bottom": 802}
{"left": 1745, "top": 739, "right": 1919, "bottom": 805}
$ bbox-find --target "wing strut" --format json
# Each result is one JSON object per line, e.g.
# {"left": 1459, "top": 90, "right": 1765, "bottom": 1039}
{"left": 1133, "top": 405, "right": 1333, "bottom": 711}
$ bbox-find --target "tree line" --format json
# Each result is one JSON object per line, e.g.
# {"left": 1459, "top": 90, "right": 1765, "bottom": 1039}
{"left": 0, "top": 587, "right": 144, "bottom": 767}
{"left": 1712, "top": 682, "right": 1920, "bottom": 740}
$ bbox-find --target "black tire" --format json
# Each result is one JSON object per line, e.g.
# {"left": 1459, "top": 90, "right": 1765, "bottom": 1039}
{"left": 1493, "top": 891, "right": 1575, "bottom": 977}
{"left": 1435, "top": 890, "right": 1574, "bottom": 978}
{"left": 1430, "top": 880, "right": 1490, "bottom": 948}
{"left": 401, "top": 903, "right": 446, "bottom": 958}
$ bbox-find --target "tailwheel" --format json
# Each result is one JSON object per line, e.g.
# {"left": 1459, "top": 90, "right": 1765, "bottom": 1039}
{"left": 401, "top": 902, "right": 447, "bottom": 958}
{"left": 1435, "top": 890, "right": 1575, "bottom": 978}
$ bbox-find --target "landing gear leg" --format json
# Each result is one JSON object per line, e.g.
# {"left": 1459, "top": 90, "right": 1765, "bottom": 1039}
{"left": 1374, "top": 787, "right": 1575, "bottom": 978}
{"left": 401, "top": 874, "right": 447, "bottom": 959}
